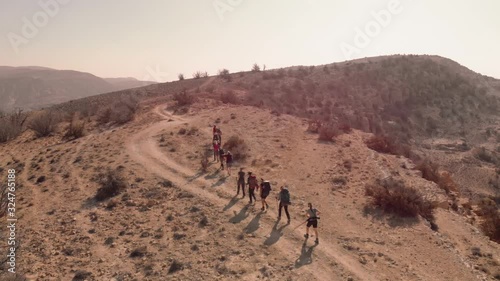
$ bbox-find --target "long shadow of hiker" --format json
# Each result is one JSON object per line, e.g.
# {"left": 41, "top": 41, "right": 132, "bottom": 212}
{"left": 294, "top": 240, "right": 318, "bottom": 268}
{"left": 244, "top": 212, "right": 262, "bottom": 234}
{"left": 188, "top": 171, "right": 205, "bottom": 183}
{"left": 211, "top": 176, "right": 227, "bottom": 188}
{"left": 263, "top": 221, "right": 288, "bottom": 246}
{"left": 222, "top": 195, "right": 240, "bottom": 212}
{"left": 229, "top": 206, "right": 249, "bottom": 224}
{"left": 204, "top": 169, "right": 220, "bottom": 180}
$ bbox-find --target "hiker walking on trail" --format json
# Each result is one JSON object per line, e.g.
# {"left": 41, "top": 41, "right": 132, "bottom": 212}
{"left": 304, "top": 203, "right": 321, "bottom": 244}
{"left": 237, "top": 168, "right": 246, "bottom": 197}
{"left": 247, "top": 172, "right": 258, "bottom": 204}
{"left": 260, "top": 179, "right": 271, "bottom": 211}
{"left": 213, "top": 140, "right": 220, "bottom": 162}
{"left": 219, "top": 147, "right": 225, "bottom": 170}
{"left": 225, "top": 151, "right": 233, "bottom": 176}
{"left": 277, "top": 186, "right": 291, "bottom": 224}
{"left": 216, "top": 128, "right": 222, "bottom": 143}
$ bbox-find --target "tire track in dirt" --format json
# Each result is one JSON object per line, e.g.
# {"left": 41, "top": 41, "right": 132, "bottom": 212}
{"left": 126, "top": 104, "right": 377, "bottom": 281}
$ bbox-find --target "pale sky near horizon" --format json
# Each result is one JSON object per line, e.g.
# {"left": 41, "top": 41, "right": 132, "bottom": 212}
{"left": 0, "top": 0, "right": 499, "bottom": 82}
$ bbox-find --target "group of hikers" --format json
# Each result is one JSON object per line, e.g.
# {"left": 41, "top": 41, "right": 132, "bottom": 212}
{"left": 212, "top": 125, "right": 234, "bottom": 176}
{"left": 211, "top": 125, "right": 321, "bottom": 244}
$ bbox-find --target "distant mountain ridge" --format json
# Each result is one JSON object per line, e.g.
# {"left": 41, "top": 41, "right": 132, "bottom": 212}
{"left": 0, "top": 66, "right": 156, "bottom": 112}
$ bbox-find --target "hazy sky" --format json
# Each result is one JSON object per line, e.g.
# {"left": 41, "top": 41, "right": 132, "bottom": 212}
{"left": 1, "top": 0, "right": 499, "bottom": 82}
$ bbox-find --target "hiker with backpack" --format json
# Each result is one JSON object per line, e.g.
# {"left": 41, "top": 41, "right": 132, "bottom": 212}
{"left": 213, "top": 140, "right": 220, "bottom": 162}
{"left": 277, "top": 186, "right": 291, "bottom": 224}
{"left": 225, "top": 151, "right": 233, "bottom": 176}
{"left": 304, "top": 203, "right": 321, "bottom": 244}
{"left": 216, "top": 128, "right": 222, "bottom": 143}
{"left": 247, "top": 172, "right": 258, "bottom": 204}
{"left": 237, "top": 168, "right": 245, "bottom": 197}
{"left": 260, "top": 179, "right": 271, "bottom": 211}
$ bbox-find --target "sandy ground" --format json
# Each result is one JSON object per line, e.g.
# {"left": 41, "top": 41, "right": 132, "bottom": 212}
{"left": 0, "top": 85, "right": 499, "bottom": 280}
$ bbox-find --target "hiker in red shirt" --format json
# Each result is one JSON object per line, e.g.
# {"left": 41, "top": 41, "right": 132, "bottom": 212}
{"left": 213, "top": 140, "right": 220, "bottom": 162}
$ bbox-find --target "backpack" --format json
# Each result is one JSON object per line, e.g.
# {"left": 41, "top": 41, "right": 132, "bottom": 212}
{"left": 262, "top": 181, "right": 271, "bottom": 196}
{"left": 226, "top": 152, "right": 233, "bottom": 162}
{"left": 249, "top": 176, "right": 258, "bottom": 188}
{"left": 281, "top": 189, "right": 290, "bottom": 204}
{"left": 263, "top": 181, "right": 271, "bottom": 191}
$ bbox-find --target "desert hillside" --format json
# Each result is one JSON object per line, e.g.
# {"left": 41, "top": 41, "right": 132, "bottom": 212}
{"left": 0, "top": 55, "right": 499, "bottom": 280}
{"left": 0, "top": 66, "right": 156, "bottom": 112}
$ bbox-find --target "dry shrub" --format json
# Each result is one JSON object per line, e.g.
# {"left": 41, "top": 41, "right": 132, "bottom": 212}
{"left": 218, "top": 69, "right": 231, "bottom": 82}
{"left": 94, "top": 169, "right": 128, "bottom": 201}
{"left": 110, "top": 103, "right": 134, "bottom": 124}
{"left": 365, "top": 135, "right": 411, "bottom": 157}
{"left": 178, "top": 73, "right": 184, "bottom": 81}
{"left": 173, "top": 90, "right": 195, "bottom": 106}
{"left": 437, "top": 172, "right": 459, "bottom": 194}
{"left": 168, "top": 260, "right": 184, "bottom": 274}
{"left": 307, "top": 119, "right": 322, "bottom": 133}
{"left": 477, "top": 199, "right": 500, "bottom": 243}
{"left": 96, "top": 107, "right": 112, "bottom": 124}
{"left": 338, "top": 123, "right": 353, "bottom": 134}
{"left": 365, "top": 177, "right": 435, "bottom": 222}
{"left": 222, "top": 135, "right": 248, "bottom": 161}
{"left": 63, "top": 116, "right": 85, "bottom": 140}
{"left": 221, "top": 90, "right": 238, "bottom": 104}
{"left": 318, "top": 124, "right": 340, "bottom": 142}
{"left": 0, "top": 109, "right": 27, "bottom": 143}
{"left": 415, "top": 160, "right": 440, "bottom": 183}
{"left": 206, "top": 85, "right": 216, "bottom": 94}
{"left": 96, "top": 97, "right": 138, "bottom": 125}
{"left": 192, "top": 71, "right": 202, "bottom": 79}
{"left": 28, "top": 110, "right": 59, "bottom": 138}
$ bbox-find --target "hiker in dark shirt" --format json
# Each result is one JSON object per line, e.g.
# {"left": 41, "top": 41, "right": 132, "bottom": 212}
{"left": 260, "top": 179, "right": 271, "bottom": 211}
{"left": 277, "top": 186, "right": 291, "bottom": 224}
{"left": 247, "top": 172, "right": 258, "bottom": 204}
{"left": 237, "top": 168, "right": 245, "bottom": 197}
{"left": 225, "top": 151, "right": 233, "bottom": 176}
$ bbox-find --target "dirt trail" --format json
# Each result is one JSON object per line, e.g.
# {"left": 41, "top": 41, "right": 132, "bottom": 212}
{"left": 125, "top": 104, "right": 377, "bottom": 281}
